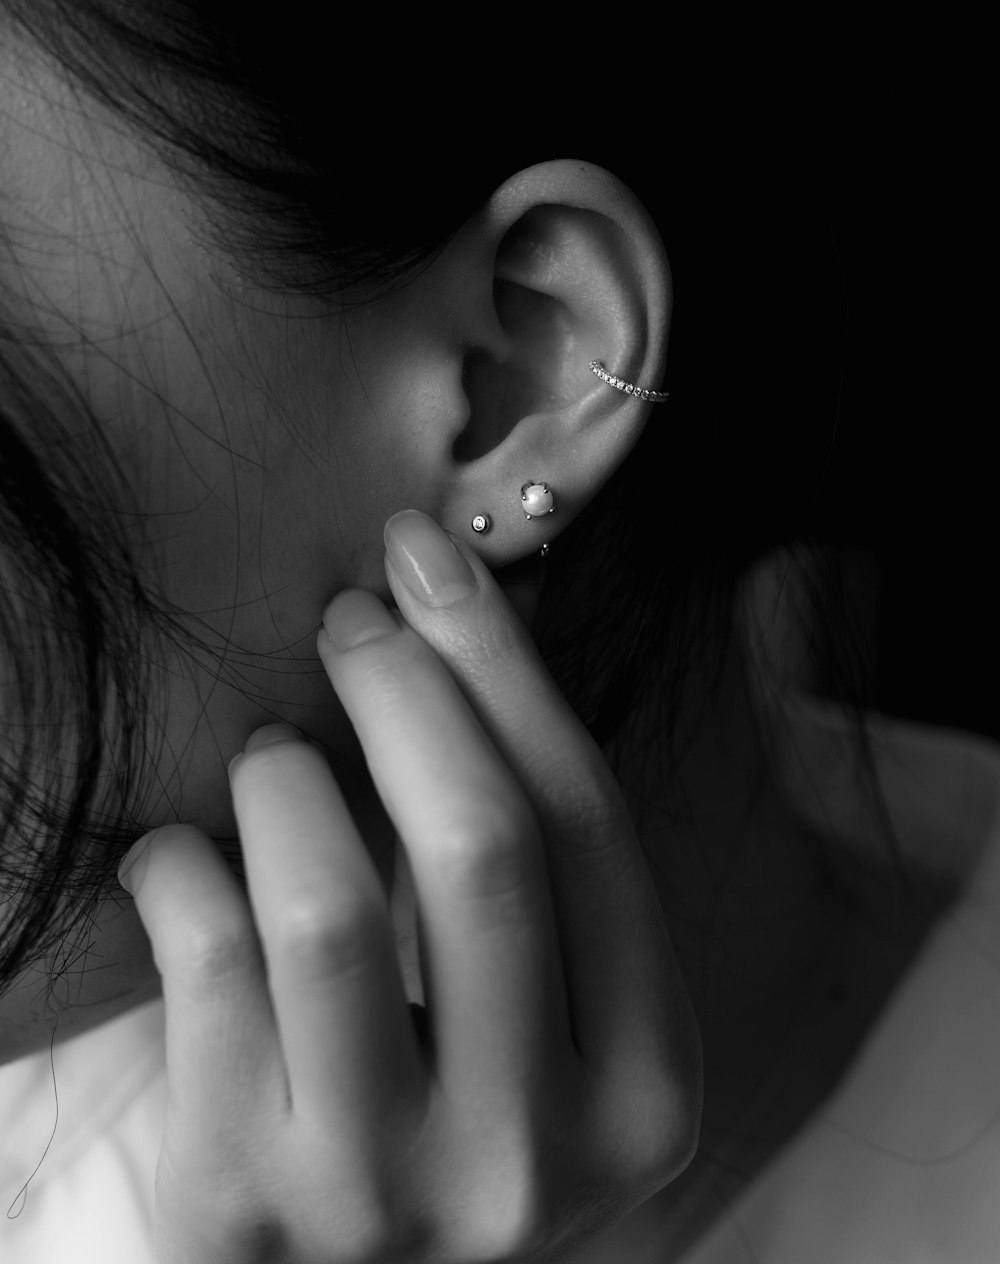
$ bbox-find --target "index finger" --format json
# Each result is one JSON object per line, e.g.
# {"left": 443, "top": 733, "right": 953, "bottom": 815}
{"left": 381, "top": 511, "right": 697, "bottom": 1086}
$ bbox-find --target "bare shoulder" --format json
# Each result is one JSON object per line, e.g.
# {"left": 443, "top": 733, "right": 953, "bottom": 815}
{"left": 777, "top": 694, "right": 1000, "bottom": 891}
{"left": 743, "top": 546, "right": 1000, "bottom": 889}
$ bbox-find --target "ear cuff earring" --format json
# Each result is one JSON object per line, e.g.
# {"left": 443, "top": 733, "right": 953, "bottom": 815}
{"left": 589, "top": 359, "right": 669, "bottom": 403}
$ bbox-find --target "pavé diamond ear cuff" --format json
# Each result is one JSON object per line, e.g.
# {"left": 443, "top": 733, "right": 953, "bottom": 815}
{"left": 589, "top": 359, "right": 669, "bottom": 404}
{"left": 521, "top": 482, "right": 554, "bottom": 520}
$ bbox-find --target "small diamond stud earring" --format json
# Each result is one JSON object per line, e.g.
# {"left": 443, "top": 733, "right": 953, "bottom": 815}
{"left": 471, "top": 513, "right": 491, "bottom": 534}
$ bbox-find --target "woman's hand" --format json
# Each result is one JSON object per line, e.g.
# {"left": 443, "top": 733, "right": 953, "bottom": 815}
{"left": 118, "top": 510, "right": 701, "bottom": 1264}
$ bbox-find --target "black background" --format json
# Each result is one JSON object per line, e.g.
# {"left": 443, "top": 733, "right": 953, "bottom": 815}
{"left": 816, "top": 82, "right": 991, "bottom": 739}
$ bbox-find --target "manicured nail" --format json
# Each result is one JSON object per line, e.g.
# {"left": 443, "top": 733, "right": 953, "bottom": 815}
{"left": 243, "top": 723, "right": 303, "bottom": 753}
{"left": 118, "top": 829, "right": 157, "bottom": 895}
{"left": 384, "top": 511, "right": 476, "bottom": 607}
{"left": 228, "top": 723, "right": 304, "bottom": 779}
{"left": 322, "top": 589, "right": 399, "bottom": 651}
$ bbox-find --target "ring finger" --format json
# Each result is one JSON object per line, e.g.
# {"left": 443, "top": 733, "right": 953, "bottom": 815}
{"left": 229, "top": 724, "right": 426, "bottom": 1141}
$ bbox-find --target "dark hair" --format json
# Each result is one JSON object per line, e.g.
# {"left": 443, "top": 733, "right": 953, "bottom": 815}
{"left": 0, "top": 1, "right": 862, "bottom": 993}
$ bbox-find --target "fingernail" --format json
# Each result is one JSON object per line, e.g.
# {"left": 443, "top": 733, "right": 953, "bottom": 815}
{"left": 243, "top": 723, "right": 303, "bottom": 754}
{"left": 322, "top": 590, "right": 399, "bottom": 651}
{"left": 118, "top": 829, "right": 157, "bottom": 895}
{"left": 384, "top": 511, "right": 476, "bottom": 607}
{"left": 227, "top": 723, "right": 304, "bottom": 780}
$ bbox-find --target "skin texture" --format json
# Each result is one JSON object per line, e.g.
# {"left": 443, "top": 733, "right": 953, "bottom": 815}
{"left": 7, "top": 23, "right": 999, "bottom": 1264}
{"left": 117, "top": 540, "right": 703, "bottom": 1261}
{"left": 0, "top": 29, "right": 712, "bottom": 1259}
{"left": 0, "top": 34, "right": 673, "bottom": 1056}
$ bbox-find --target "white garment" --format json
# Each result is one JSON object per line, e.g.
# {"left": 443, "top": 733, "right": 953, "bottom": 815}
{"left": 0, "top": 999, "right": 165, "bottom": 1263}
{"left": 1, "top": 713, "right": 999, "bottom": 1263}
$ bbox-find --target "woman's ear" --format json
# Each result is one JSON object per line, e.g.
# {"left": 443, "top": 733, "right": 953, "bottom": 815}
{"left": 344, "top": 159, "right": 671, "bottom": 569}
{"left": 449, "top": 160, "right": 671, "bottom": 565}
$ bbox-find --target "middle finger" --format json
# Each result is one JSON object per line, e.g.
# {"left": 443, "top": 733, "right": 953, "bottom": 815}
{"left": 318, "top": 590, "right": 575, "bottom": 1114}
{"left": 381, "top": 512, "right": 694, "bottom": 1091}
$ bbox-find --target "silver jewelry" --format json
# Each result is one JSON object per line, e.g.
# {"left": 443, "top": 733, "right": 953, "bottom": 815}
{"left": 521, "top": 482, "right": 554, "bottom": 520}
{"left": 589, "top": 359, "right": 669, "bottom": 403}
{"left": 471, "top": 513, "right": 491, "bottom": 534}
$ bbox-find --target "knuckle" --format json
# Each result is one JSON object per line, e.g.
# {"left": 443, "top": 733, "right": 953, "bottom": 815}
{"left": 446, "top": 607, "right": 523, "bottom": 678}
{"left": 557, "top": 782, "right": 632, "bottom": 851}
{"left": 322, "top": 1181, "right": 431, "bottom": 1263}
{"left": 488, "top": 1174, "right": 550, "bottom": 1258}
{"left": 272, "top": 896, "right": 386, "bottom": 980}
{"left": 453, "top": 1195, "right": 547, "bottom": 1261}
{"left": 347, "top": 627, "right": 428, "bottom": 688}
{"left": 547, "top": 796, "right": 639, "bottom": 884}
{"left": 616, "top": 1079, "right": 702, "bottom": 1189}
{"left": 435, "top": 806, "right": 536, "bottom": 903}
{"left": 169, "top": 921, "right": 260, "bottom": 990}
{"left": 661, "top": 1082, "right": 702, "bottom": 1175}
{"left": 450, "top": 1130, "right": 552, "bottom": 1261}
{"left": 325, "top": 1205, "right": 397, "bottom": 1263}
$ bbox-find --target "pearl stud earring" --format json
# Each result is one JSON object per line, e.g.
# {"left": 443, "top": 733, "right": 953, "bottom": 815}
{"left": 521, "top": 482, "right": 554, "bottom": 520}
